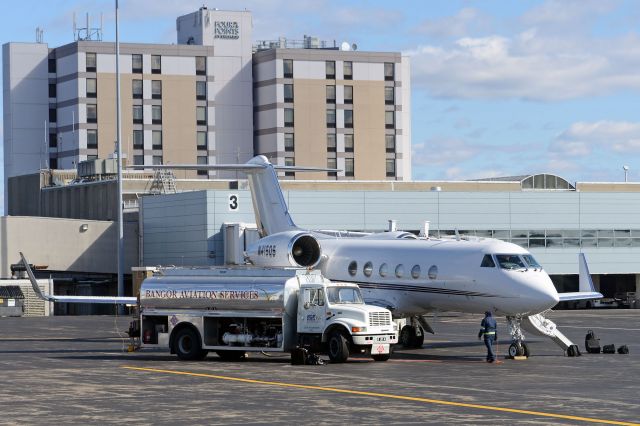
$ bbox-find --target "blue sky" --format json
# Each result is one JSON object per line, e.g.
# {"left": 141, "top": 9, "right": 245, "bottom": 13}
{"left": 2, "top": 0, "right": 639, "bottom": 211}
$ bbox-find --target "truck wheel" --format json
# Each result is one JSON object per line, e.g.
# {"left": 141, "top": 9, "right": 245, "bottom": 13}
{"left": 174, "top": 327, "right": 204, "bottom": 361}
{"left": 216, "top": 350, "right": 246, "bottom": 361}
{"left": 372, "top": 354, "right": 390, "bottom": 362}
{"left": 328, "top": 332, "right": 349, "bottom": 363}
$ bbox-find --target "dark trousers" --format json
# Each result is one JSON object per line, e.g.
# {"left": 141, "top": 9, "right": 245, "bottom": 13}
{"left": 484, "top": 335, "right": 496, "bottom": 361}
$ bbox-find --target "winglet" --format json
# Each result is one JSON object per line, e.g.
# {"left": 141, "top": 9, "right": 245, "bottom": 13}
{"left": 19, "top": 252, "right": 54, "bottom": 302}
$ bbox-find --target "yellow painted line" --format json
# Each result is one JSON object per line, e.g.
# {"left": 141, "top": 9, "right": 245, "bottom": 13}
{"left": 121, "top": 366, "right": 638, "bottom": 425}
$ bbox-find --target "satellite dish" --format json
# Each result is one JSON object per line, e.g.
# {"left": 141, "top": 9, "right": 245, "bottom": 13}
{"left": 351, "top": 43, "right": 358, "bottom": 51}
{"left": 340, "top": 41, "right": 351, "bottom": 51}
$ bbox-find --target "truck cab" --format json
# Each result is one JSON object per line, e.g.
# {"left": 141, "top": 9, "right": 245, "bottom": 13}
{"left": 297, "top": 282, "right": 398, "bottom": 362}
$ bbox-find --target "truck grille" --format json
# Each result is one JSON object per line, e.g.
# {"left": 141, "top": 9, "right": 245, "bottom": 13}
{"left": 369, "top": 311, "right": 391, "bottom": 327}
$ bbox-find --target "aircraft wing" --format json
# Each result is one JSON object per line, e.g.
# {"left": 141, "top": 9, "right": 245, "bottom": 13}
{"left": 557, "top": 253, "right": 603, "bottom": 302}
{"left": 19, "top": 252, "right": 138, "bottom": 305}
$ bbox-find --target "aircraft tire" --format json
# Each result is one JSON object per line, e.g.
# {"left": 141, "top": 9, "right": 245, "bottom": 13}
{"left": 521, "top": 342, "right": 530, "bottom": 357}
{"left": 411, "top": 331, "right": 425, "bottom": 348}
{"left": 328, "top": 332, "right": 349, "bottom": 363}
{"left": 508, "top": 343, "right": 522, "bottom": 358}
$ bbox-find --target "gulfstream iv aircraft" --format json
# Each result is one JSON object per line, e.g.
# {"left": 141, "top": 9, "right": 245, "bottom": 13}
{"left": 141, "top": 155, "right": 601, "bottom": 357}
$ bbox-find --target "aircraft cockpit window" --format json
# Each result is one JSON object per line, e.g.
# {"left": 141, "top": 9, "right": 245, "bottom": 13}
{"left": 522, "top": 254, "right": 542, "bottom": 269}
{"left": 481, "top": 254, "right": 496, "bottom": 268}
{"left": 348, "top": 261, "right": 358, "bottom": 276}
{"left": 496, "top": 254, "right": 526, "bottom": 270}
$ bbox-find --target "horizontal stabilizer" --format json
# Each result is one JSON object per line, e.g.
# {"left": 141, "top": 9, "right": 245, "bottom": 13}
{"left": 19, "top": 252, "right": 137, "bottom": 305}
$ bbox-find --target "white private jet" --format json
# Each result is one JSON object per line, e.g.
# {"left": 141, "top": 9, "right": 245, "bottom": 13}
{"left": 138, "top": 155, "right": 602, "bottom": 358}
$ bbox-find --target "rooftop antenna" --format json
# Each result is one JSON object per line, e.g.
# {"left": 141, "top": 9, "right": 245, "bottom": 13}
{"left": 35, "top": 27, "right": 44, "bottom": 43}
{"left": 74, "top": 12, "right": 103, "bottom": 41}
{"left": 623, "top": 165, "right": 629, "bottom": 182}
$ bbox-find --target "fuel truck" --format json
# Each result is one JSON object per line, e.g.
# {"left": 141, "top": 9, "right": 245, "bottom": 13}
{"left": 134, "top": 267, "right": 397, "bottom": 363}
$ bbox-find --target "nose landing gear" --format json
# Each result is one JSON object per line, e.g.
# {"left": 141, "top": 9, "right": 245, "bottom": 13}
{"left": 506, "top": 316, "right": 529, "bottom": 359}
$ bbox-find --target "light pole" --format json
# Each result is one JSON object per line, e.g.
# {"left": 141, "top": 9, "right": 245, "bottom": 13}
{"left": 115, "top": 0, "right": 124, "bottom": 313}
{"left": 623, "top": 165, "right": 629, "bottom": 183}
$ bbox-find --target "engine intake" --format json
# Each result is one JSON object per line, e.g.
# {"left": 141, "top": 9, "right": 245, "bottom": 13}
{"left": 246, "top": 231, "right": 322, "bottom": 268}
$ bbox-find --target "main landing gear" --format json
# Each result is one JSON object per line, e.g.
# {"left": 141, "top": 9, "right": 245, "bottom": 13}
{"left": 506, "top": 316, "right": 530, "bottom": 358}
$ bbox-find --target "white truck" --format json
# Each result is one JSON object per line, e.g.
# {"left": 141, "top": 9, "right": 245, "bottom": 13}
{"left": 132, "top": 267, "right": 398, "bottom": 363}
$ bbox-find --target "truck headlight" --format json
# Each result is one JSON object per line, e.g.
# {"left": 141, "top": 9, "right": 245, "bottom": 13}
{"left": 351, "top": 326, "right": 367, "bottom": 333}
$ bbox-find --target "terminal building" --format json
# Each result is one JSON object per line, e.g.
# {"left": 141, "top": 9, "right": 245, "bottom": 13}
{"left": 2, "top": 7, "right": 638, "bottom": 313}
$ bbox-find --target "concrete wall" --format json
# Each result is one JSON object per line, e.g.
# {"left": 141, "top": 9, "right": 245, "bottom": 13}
{"left": 0, "top": 216, "right": 138, "bottom": 277}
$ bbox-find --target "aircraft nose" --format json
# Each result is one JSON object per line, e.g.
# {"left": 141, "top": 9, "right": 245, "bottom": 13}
{"left": 534, "top": 278, "right": 560, "bottom": 312}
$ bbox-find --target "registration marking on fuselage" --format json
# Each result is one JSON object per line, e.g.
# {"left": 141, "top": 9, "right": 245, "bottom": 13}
{"left": 121, "top": 366, "right": 638, "bottom": 426}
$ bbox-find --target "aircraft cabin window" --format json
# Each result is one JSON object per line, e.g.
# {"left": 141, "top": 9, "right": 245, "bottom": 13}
{"left": 411, "top": 265, "right": 421, "bottom": 279}
{"left": 348, "top": 261, "right": 358, "bottom": 276}
{"left": 428, "top": 265, "right": 438, "bottom": 280}
{"left": 379, "top": 263, "right": 388, "bottom": 277}
{"left": 363, "top": 262, "right": 373, "bottom": 277}
{"left": 395, "top": 264, "right": 404, "bottom": 278}
{"left": 496, "top": 254, "right": 527, "bottom": 270}
{"left": 522, "top": 254, "right": 542, "bottom": 269}
{"left": 481, "top": 255, "right": 496, "bottom": 268}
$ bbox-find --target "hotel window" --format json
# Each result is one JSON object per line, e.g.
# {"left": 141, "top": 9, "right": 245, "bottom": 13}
{"left": 132, "top": 54, "right": 143, "bottom": 73}
{"left": 49, "top": 158, "right": 58, "bottom": 169}
{"left": 284, "top": 108, "right": 294, "bottom": 127}
{"left": 385, "top": 86, "right": 394, "bottom": 105}
{"left": 49, "top": 83, "right": 57, "bottom": 98}
{"left": 197, "top": 131, "right": 208, "bottom": 150}
{"left": 343, "top": 61, "right": 353, "bottom": 80}
{"left": 327, "top": 134, "right": 336, "bottom": 152}
{"left": 151, "top": 55, "right": 161, "bottom": 74}
{"left": 196, "top": 56, "right": 206, "bottom": 75}
{"left": 86, "top": 78, "right": 96, "bottom": 98}
{"left": 49, "top": 108, "right": 57, "bottom": 122}
{"left": 133, "top": 155, "right": 144, "bottom": 166}
{"left": 132, "top": 79, "right": 143, "bottom": 99}
{"left": 152, "top": 80, "right": 162, "bottom": 99}
{"left": 86, "top": 104, "right": 97, "bottom": 123}
{"left": 284, "top": 133, "right": 295, "bottom": 152}
{"left": 49, "top": 133, "right": 57, "bottom": 148}
{"left": 385, "top": 111, "right": 395, "bottom": 129}
{"left": 196, "top": 106, "right": 207, "bottom": 125}
{"left": 48, "top": 58, "right": 56, "bottom": 73}
{"left": 196, "top": 81, "right": 206, "bottom": 100}
{"left": 133, "top": 105, "right": 143, "bottom": 124}
{"left": 152, "top": 155, "right": 163, "bottom": 165}
{"left": 86, "top": 53, "right": 96, "bottom": 72}
{"left": 283, "top": 59, "right": 293, "bottom": 78}
{"left": 327, "top": 157, "right": 337, "bottom": 177}
{"left": 197, "top": 156, "right": 208, "bottom": 175}
{"left": 344, "top": 110, "right": 353, "bottom": 129}
{"left": 386, "top": 159, "right": 396, "bottom": 177}
{"left": 344, "top": 134, "right": 354, "bottom": 152}
{"left": 345, "top": 158, "right": 354, "bottom": 177}
{"left": 384, "top": 62, "right": 395, "bottom": 81}
{"left": 152, "top": 130, "right": 162, "bottom": 149}
{"left": 87, "top": 129, "right": 98, "bottom": 149}
{"left": 326, "top": 109, "right": 336, "bottom": 128}
{"left": 385, "top": 134, "right": 396, "bottom": 152}
{"left": 152, "top": 105, "right": 162, "bottom": 124}
{"left": 133, "top": 130, "right": 144, "bottom": 149}
{"left": 344, "top": 85, "right": 353, "bottom": 104}
{"left": 326, "top": 61, "right": 335, "bottom": 79}
{"left": 285, "top": 157, "right": 295, "bottom": 177}
{"left": 284, "top": 84, "right": 294, "bottom": 103}
{"left": 326, "top": 85, "right": 336, "bottom": 104}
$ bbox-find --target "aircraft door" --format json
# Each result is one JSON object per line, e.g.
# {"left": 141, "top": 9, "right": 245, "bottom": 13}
{"left": 298, "top": 286, "right": 326, "bottom": 333}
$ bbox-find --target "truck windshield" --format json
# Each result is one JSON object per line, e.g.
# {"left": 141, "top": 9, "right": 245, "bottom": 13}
{"left": 326, "top": 287, "right": 364, "bottom": 304}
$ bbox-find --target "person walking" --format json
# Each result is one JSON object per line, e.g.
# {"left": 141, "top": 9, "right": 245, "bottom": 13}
{"left": 478, "top": 311, "right": 497, "bottom": 362}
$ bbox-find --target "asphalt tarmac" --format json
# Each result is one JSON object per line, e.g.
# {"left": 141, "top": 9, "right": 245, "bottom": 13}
{"left": 0, "top": 310, "right": 639, "bottom": 425}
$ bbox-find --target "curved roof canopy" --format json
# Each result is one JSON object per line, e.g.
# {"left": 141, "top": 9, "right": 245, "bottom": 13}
{"left": 473, "top": 174, "right": 576, "bottom": 190}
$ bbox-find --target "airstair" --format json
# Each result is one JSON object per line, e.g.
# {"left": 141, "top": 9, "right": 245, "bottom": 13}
{"left": 522, "top": 311, "right": 580, "bottom": 356}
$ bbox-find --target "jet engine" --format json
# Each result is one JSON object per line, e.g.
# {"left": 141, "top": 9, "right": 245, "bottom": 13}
{"left": 245, "top": 231, "right": 322, "bottom": 268}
